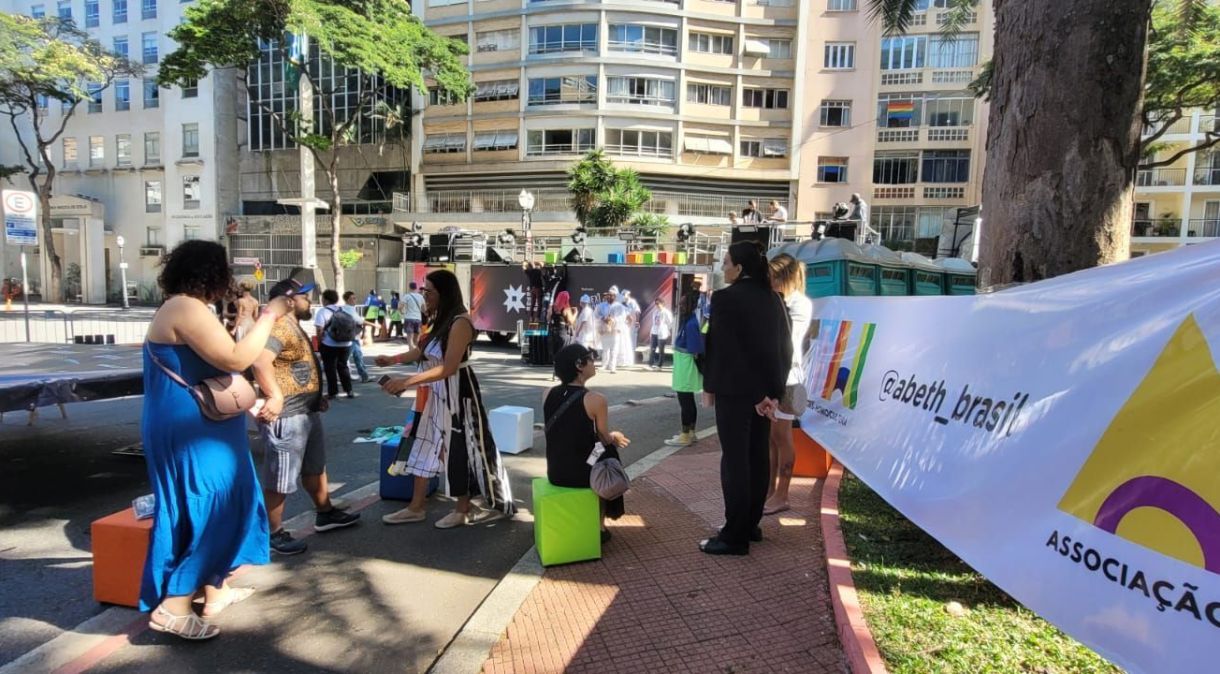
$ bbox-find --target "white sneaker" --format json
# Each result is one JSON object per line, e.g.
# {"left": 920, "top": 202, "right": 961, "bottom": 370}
{"left": 382, "top": 507, "right": 426, "bottom": 525}
{"left": 664, "top": 432, "right": 694, "bottom": 447}
{"left": 434, "top": 510, "right": 471, "bottom": 529}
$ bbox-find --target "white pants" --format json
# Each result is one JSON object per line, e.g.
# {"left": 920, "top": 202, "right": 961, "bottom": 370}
{"left": 601, "top": 333, "right": 619, "bottom": 372}
{"left": 618, "top": 330, "right": 634, "bottom": 367}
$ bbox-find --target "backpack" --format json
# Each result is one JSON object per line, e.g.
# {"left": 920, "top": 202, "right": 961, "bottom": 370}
{"left": 324, "top": 306, "right": 363, "bottom": 342}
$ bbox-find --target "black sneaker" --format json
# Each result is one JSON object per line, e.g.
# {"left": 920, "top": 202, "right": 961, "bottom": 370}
{"left": 270, "top": 529, "right": 307, "bottom": 556}
{"left": 345, "top": 391, "right": 359, "bottom": 399}
{"left": 315, "top": 508, "right": 361, "bottom": 532}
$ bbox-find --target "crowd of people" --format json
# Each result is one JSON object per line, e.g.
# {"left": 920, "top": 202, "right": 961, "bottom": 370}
{"left": 137, "top": 237, "right": 810, "bottom": 642}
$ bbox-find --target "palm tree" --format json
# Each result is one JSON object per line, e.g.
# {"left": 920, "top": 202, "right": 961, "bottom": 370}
{"left": 870, "top": 0, "right": 1182, "bottom": 284}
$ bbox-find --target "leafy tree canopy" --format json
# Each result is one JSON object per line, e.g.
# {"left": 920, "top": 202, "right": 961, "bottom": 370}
{"left": 0, "top": 14, "right": 139, "bottom": 112}
{"left": 567, "top": 150, "right": 653, "bottom": 232}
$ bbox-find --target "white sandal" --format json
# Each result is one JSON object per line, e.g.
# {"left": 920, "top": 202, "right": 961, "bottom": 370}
{"left": 149, "top": 605, "right": 220, "bottom": 640}
{"left": 202, "top": 586, "right": 256, "bottom": 619}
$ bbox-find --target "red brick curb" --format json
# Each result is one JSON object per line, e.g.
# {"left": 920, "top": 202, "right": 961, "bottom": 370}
{"left": 820, "top": 462, "right": 889, "bottom": 674}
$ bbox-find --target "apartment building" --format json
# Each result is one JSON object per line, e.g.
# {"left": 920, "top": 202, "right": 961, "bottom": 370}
{"left": 405, "top": 0, "right": 802, "bottom": 229}
{"left": 0, "top": 0, "right": 242, "bottom": 302}
{"left": 1131, "top": 109, "right": 1220, "bottom": 256}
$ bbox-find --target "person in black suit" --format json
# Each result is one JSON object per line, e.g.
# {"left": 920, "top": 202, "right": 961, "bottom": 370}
{"left": 699, "top": 241, "right": 793, "bottom": 555}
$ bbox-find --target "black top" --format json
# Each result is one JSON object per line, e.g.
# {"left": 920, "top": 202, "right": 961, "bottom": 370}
{"left": 544, "top": 385, "right": 598, "bottom": 488}
{"left": 525, "top": 268, "right": 544, "bottom": 289}
{"left": 703, "top": 279, "right": 792, "bottom": 401}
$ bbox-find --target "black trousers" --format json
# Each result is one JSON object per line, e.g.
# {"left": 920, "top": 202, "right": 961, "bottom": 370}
{"left": 319, "top": 343, "right": 353, "bottom": 396}
{"left": 677, "top": 391, "right": 697, "bottom": 429}
{"left": 714, "top": 393, "right": 771, "bottom": 547}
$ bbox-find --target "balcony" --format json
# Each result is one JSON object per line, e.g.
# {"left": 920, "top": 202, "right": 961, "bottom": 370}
{"left": 1135, "top": 167, "right": 1187, "bottom": 187}
{"left": 880, "top": 71, "right": 923, "bottom": 87}
{"left": 1142, "top": 117, "right": 1193, "bottom": 137}
{"left": 935, "top": 10, "right": 978, "bottom": 26}
{"left": 1131, "top": 219, "right": 1181, "bottom": 238}
{"left": 876, "top": 128, "right": 971, "bottom": 143}
{"left": 1194, "top": 167, "right": 1220, "bottom": 186}
{"left": 391, "top": 189, "right": 787, "bottom": 219}
{"left": 923, "top": 186, "right": 965, "bottom": 200}
{"left": 877, "top": 129, "right": 919, "bottom": 143}
{"left": 873, "top": 186, "right": 916, "bottom": 200}
{"left": 1188, "top": 219, "right": 1220, "bottom": 237}
{"left": 1199, "top": 115, "right": 1219, "bottom": 135}
{"left": 931, "top": 69, "right": 975, "bottom": 85}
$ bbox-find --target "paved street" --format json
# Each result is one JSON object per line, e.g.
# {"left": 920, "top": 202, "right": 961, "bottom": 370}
{"left": 0, "top": 339, "right": 711, "bottom": 672}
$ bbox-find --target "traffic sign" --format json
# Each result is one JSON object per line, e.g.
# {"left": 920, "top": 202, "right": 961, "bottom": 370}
{"left": 254, "top": 268, "right": 265, "bottom": 281}
{"left": 2, "top": 190, "right": 38, "bottom": 247}
{"left": 233, "top": 256, "right": 260, "bottom": 265}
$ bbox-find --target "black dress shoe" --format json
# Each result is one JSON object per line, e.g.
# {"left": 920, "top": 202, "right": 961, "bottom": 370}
{"left": 718, "top": 526, "right": 763, "bottom": 543}
{"left": 699, "top": 537, "right": 749, "bottom": 556}
{"left": 601, "top": 529, "right": 612, "bottom": 544}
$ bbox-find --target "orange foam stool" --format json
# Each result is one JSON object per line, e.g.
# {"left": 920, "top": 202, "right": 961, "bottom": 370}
{"left": 91, "top": 507, "right": 152, "bottom": 607}
{"left": 627, "top": 252, "right": 644, "bottom": 264}
{"left": 792, "top": 428, "right": 832, "bottom": 478}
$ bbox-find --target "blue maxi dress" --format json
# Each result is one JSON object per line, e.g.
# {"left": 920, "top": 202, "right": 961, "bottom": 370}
{"left": 139, "top": 342, "right": 270, "bottom": 611}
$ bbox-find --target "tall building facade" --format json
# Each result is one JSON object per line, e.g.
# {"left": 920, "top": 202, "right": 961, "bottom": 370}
{"left": 1131, "top": 110, "right": 1220, "bottom": 256}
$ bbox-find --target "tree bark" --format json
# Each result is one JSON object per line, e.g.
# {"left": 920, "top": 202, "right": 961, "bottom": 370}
{"left": 32, "top": 168, "right": 62, "bottom": 302}
{"left": 979, "top": 0, "right": 1152, "bottom": 286}
{"left": 327, "top": 170, "right": 344, "bottom": 297}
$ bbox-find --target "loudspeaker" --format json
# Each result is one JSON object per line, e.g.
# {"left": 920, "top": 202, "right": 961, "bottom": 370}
{"left": 730, "top": 225, "right": 771, "bottom": 250}
{"left": 428, "top": 233, "right": 452, "bottom": 262}
{"left": 563, "top": 248, "right": 590, "bottom": 264}
{"left": 822, "top": 221, "right": 858, "bottom": 242}
{"left": 486, "top": 247, "right": 513, "bottom": 263}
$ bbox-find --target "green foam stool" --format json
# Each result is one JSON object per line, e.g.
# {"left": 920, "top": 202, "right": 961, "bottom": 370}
{"left": 674, "top": 252, "right": 688, "bottom": 265}
{"left": 544, "top": 251, "right": 559, "bottom": 264}
{"left": 642, "top": 252, "right": 656, "bottom": 264}
{"left": 532, "top": 477, "right": 601, "bottom": 566}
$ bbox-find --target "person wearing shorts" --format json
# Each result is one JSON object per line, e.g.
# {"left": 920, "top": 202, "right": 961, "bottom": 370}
{"left": 401, "top": 282, "right": 425, "bottom": 350}
{"left": 252, "top": 276, "right": 360, "bottom": 556}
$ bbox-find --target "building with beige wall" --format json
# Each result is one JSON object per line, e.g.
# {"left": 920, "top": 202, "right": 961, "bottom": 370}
{"left": 1131, "top": 110, "right": 1220, "bottom": 256}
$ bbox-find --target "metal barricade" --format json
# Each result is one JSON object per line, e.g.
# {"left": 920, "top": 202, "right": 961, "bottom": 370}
{"left": 0, "top": 309, "right": 71, "bottom": 343}
{"left": 68, "top": 310, "right": 153, "bottom": 345}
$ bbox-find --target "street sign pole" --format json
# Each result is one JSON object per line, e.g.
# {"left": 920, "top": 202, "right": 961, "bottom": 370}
{"left": 3, "top": 189, "right": 39, "bottom": 342}
{"left": 21, "top": 247, "right": 30, "bottom": 342}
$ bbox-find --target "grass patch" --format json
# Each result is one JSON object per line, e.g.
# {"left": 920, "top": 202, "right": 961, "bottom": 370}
{"left": 836, "top": 471, "right": 1121, "bottom": 674}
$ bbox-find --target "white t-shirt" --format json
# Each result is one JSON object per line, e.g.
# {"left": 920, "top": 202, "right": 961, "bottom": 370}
{"left": 314, "top": 304, "right": 354, "bottom": 348}
{"left": 785, "top": 292, "right": 813, "bottom": 385}
{"left": 402, "top": 292, "right": 424, "bottom": 321}
{"left": 650, "top": 306, "right": 673, "bottom": 340}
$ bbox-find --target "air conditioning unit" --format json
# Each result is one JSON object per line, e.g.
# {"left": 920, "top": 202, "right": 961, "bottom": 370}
{"left": 743, "top": 40, "right": 771, "bottom": 57}
{"left": 139, "top": 245, "right": 165, "bottom": 257}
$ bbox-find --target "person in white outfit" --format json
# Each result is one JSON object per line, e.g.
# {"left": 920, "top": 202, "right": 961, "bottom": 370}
{"left": 574, "top": 294, "right": 598, "bottom": 353}
{"left": 647, "top": 296, "right": 673, "bottom": 371}
{"left": 764, "top": 254, "right": 814, "bottom": 516}
{"left": 598, "top": 290, "right": 621, "bottom": 373}
{"left": 621, "top": 290, "right": 642, "bottom": 368}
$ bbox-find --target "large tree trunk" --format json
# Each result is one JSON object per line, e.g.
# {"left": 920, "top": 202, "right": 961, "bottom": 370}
{"left": 327, "top": 171, "right": 344, "bottom": 297}
{"left": 32, "top": 170, "right": 62, "bottom": 301}
{"left": 979, "top": 0, "right": 1151, "bottom": 286}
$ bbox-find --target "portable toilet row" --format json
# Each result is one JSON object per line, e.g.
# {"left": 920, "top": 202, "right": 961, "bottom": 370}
{"left": 767, "top": 239, "right": 976, "bottom": 297}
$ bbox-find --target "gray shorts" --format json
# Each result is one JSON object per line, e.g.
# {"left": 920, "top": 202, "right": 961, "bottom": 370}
{"left": 403, "top": 319, "right": 422, "bottom": 334}
{"left": 257, "top": 412, "right": 326, "bottom": 495}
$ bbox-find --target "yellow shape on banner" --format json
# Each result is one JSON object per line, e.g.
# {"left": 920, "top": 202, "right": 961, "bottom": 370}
{"left": 254, "top": 269, "right": 265, "bottom": 281}
{"left": 1058, "top": 315, "right": 1220, "bottom": 572}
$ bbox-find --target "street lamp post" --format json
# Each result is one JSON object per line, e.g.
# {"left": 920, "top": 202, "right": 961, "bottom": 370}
{"left": 116, "top": 235, "right": 129, "bottom": 310}
{"left": 518, "top": 189, "right": 535, "bottom": 261}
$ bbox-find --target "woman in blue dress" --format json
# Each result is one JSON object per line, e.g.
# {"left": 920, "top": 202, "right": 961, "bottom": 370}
{"left": 141, "top": 241, "right": 292, "bottom": 640}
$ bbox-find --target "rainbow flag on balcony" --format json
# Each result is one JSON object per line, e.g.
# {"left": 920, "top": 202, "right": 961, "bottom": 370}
{"left": 887, "top": 100, "right": 915, "bottom": 121}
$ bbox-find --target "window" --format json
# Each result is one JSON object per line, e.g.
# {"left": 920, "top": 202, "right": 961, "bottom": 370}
{"left": 428, "top": 0, "right": 464, "bottom": 6}
{"left": 880, "top": 36, "right": 926, "bottom": 70}
{"left": 765, "top": 39, "right": 792, "bottom": 59}
{"left": 742, "top": 88, "right": 789, "bottom": 109}
{"left": 928, "top": 34, "right": 979, "bottom": 69}
{"left": 528, "top": 24, "right": 598, "bottom": 55}
{"left": 182, "top": 123, "right": 199, "bottom": 157}
{"left": 63, "top": 137, "right": 78, "bottom": 166}
{"left": 924, "top": 94, "right": 974, "bottom": 126}
{"left": 921, "top": 150, "right": 970, "bottom": 183}
{"left": 116, "top": 134, "right": 132, "bottom": 166}
{"left": 877, "top": 94, "right": 921, "bottom": 128}
{"left": 608, "top": 25, "right": 679, "bottom": 56}
{"left": 182, "top": 176, "right": 200, "bottom": 209}
{"left": 605, "top": 129, "right": 673, "bottom": 158}
{"left": 85, "top": 0, "right": 99, "bottom": 26}
{"left": 827, "top": 0, "right": 857, "bottom": 10}
{"left": 428, "top": 89, "right": 460, "bottom": 106}
{"left": 606, "top": 77, "right": 675, "bottom": 106}
{"left": 113, "top": 0, "right": 126, "bottom": 22}
{"left": 819, "top": 100, "right": 851, "bottom": 127}
{"left": 145, "top": 181, "right": 162, "bottom": 212}
{"left": 686, "top": 83, "right": 732, "bottom": 106}
{"left": 475, "top": 29, "right": 519, "bottom": 53}
{"left": 141, "top": 0, "right": 155, "bottom": 19}
{"left": 873, "top": 151, "right": 920, "bottom": 184}
{"left": 87, "top": 82, "right": 102, "bottom": 113}
{"left": 473, "top": 79, "right": 520, "bottom": 102}
{"left": 37, "top": 94, "right": 49, "bottom": 111}
{"left": 143, "top": 78, "right": 158, "bottom": 108}
{"left": 87, "top": 136, "right": 104, "bottom": 167}
{"left": 682, "top": 135, "right": 733, "bottom": 155}
{"left": 114, "top": 79, "right": 130, "bottom": 110}
{"left": 146, "top": 226, "right": 162, "bottom": 246}
{"left": 422, "top": 133, "right": 467, "bottom": 153}
{"left": 183, "top": 225, "right": 201, "bottom": 240}
{"left": 142, "top": 32, "right": 157, "bottom": 64}
{"left": 182, "top": 79, "right": 198, "bottom": 98}
{"left": 824, "top": 42, "right": 855, "bottom": 69}
{"left": 740, "top": 139, "right": 787, "bottom": 158}
{"left": 473, "top": 130, "right": 519, "bottom": 151}
{"left": 57, "top": 0, "right": 71, "bottom": 20}
{"left": 526, "top": 128, "right": 595, "bottom": 156}
{"left": 144, "top": 131, "right": 160, "bottom": 164}
{"left": 113, "top": 36, "right": 128, "bottom": 59}
{"left": 31, "top": 5, "right": 45, "bottom": 19}
{"left": 527, "top": 76, "right": 596, "bottom": 105}
{"left": 688, "top": 32, "right": 734, "bottom": 55}
{"left": 818, "top": 157, "right": 848, "bottom": 183}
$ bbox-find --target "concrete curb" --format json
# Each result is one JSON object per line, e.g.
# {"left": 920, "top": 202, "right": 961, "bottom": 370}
{"left": 820, "top": 463, "right": 889, "bottom": 674}
{"left": 427, "top": 424, "right": 719, "bottom": 674}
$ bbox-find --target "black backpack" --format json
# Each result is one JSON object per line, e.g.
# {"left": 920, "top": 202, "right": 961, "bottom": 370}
{"left": 324, "top": 307, "right": 363, "bottom": 342}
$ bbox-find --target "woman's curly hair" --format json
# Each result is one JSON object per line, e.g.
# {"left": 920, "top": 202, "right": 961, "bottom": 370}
{"left": 158, "top": 240, "right": 234, "bottom": 303}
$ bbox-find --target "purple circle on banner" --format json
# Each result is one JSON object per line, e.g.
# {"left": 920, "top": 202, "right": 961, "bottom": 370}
{"left": 1094, "top": 475, "right": 1220, "bottom": 573}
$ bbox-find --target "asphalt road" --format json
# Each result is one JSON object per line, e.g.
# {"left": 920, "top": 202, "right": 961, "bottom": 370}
{"left": 0, "top": 339, "right": 716, "bottom": 672}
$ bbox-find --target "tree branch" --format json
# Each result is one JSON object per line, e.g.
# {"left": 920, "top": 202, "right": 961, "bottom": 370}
{"left": 1144, "top": 133, "right": 1220, "bottom": 168}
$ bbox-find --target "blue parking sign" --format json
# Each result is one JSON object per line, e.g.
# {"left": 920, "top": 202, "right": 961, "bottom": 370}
{"left": 3, "top": 190, "right": 39, "bottom": 247}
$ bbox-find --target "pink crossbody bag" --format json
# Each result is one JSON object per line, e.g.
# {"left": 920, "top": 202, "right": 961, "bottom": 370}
{"left": 146, "top": 344, "right": 257, "bottom": 421}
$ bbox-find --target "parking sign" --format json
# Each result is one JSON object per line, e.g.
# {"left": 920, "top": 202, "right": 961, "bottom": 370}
{"left": 3, "top": 190, "right": 39, "bottom": 247}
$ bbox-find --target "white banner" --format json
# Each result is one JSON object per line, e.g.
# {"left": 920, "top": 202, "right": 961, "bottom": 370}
{"left": 799, "top": 242, "right": 1220, "bottom": 674}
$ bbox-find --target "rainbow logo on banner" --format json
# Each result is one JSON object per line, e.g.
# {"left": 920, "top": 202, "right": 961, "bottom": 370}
{"left": 1058, "top": 315, "right": 1220, "bottom": 574}
{"left": 887, "top": 100, "right": 915, "bottom": 122}
{"left": 812, "top": 320, "right": 876, "bottom": 409}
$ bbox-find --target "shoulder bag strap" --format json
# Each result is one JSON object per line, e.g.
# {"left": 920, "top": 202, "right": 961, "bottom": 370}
{"left": 145, "top": 342, "right": 194, "bottom": 392}
{"left": 544, "top": 388, "right": 588, "bottom": 435}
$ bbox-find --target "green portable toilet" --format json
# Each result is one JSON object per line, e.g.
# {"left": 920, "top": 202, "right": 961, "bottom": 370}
{"left": 935, "top": 257, "right": 978, "bottom": 295}
{"left": 806, "top": 239, "right": 876, "bottom": 297}
{"left": 861, "top": 244, "right": 910, "bottom": 296}
{"left": 900, "top": 252, "right": 944, "bottom": 296}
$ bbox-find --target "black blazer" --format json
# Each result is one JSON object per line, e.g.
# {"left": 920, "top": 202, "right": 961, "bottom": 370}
{"left": 703, "top": 279, "right": 792, "bottom": 401}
